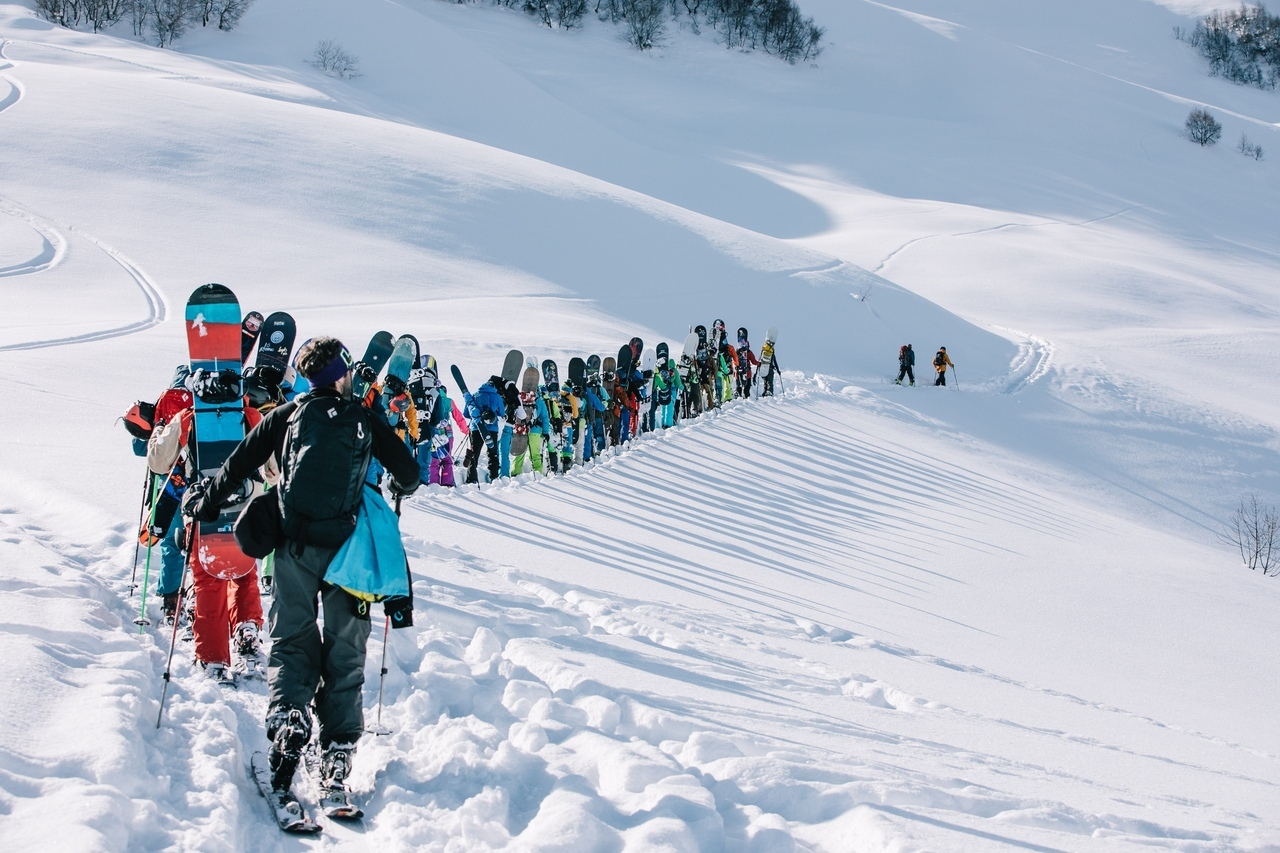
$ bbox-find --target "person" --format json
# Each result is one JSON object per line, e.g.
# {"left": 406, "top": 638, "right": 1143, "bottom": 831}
{"left": 896, "top": 344, "right": 915, "bottom": 386}
{"left": 511, "top": 384, "right": 551, "bottom": 475}
{"left": 735, "top": 334, "right": 759, "bottom": 399}
{"left": 462, "top": 376, "right": 505, "bottom": 484}
{"left": 759, "top": 343, "right": 780, "bottom": 398}
{"left": 933, "top": 346, "right": 954, "bottom": 386}
{"left": 183, "top": 336, "right": 420, "bottom": 796}
{"left": 655, "top": 353, "right": 684, "bottom": 428}
{"left": 149, "top": 369, "right": 265, "bottom": 680}
{"left": 718, "top": 340, "right": 737, "bottom": 403}
{"left": 426, "top": 383, "right": 467, "bottom": 487}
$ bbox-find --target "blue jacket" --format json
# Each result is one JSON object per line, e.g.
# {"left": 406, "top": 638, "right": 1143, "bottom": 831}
{"left": 465, "top": 381, "right": 505, "bottom": 433}
{"left": 582, "top": 386, "right": 606, "bottom": 415}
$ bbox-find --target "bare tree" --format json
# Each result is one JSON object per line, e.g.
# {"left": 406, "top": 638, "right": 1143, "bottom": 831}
{"left": 1237, "top": 133, "right": 1265, "bottom": 160}
{"left": 1185, "top": 107, "right": 1223, "bottom": 146}
{"left": 1225, "top": 494, "right": 1279, "bottom": 575}
{"left": 311, "top": 40, "right": 362, "bottom": 79}
{"left": 624, "top": 0, "right": 667, "bottom": 50}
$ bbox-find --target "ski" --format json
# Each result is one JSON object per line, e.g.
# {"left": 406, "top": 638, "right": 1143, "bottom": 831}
{"left": 250, "top": 751, "right": 322, "bottom": 834}
{"left": 302, "top": 745, "right": 366, "bottom": 821}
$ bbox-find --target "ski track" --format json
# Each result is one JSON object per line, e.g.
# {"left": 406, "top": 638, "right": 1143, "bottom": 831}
{"left": 0, "top": 196, "right": 168, "bottom": 352}
{"left": 987, "top": 326, "right": 1054, "bottom": 395}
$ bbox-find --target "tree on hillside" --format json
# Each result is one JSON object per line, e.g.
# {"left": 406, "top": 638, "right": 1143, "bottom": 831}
{"left": 1185, "top": 107, "right": 1223, "bottom": 145}
{"left": 1179, "top": 3, "right": 1280, "bottom": 89}
{"left": 1225, "top": 494, "right": 1279, "bottom": 575}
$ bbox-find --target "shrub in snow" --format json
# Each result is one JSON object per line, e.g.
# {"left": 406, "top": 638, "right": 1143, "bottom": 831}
{"left": 1225, "top": 494, "right": 1279, "bottom": 576}
{"left": 1185, "top": 108, "right": 1223, "bottom": 146}
{"left": 1178, "top": 3, "right": 1280, "bottom": 89}
{"left": 311, "top": 40, "right": 362, "bottom": 79}
{"left": 1237, "top": 133, "right": 1265, "bottom": 160}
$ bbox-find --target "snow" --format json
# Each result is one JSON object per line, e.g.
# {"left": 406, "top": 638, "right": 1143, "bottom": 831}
{"left": 1, "top": 0, "right": 1279, "bottom": 850}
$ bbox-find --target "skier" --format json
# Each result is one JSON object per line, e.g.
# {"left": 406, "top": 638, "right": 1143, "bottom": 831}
{"left": 183, "top": 336, "right": 420, "bottom": 799}
{"left": 152, "top": 368, "right": 266, "bottom": 681}
{"left": 933, "top": 346, "right": 954, "bottom": 386}
{"left": 427, "top": 383, "right": 467, "bottom": 486}
{"left": 896, "top": 344, "right": 915, "bottom": 386}
{"left": 541, "top": 381, "right": 565, "bottom": 474}
{"left": 462, "top": 376, "right": 505, "bottom": 484}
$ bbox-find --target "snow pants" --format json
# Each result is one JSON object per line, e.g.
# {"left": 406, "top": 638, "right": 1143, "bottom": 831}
{"left": 660, "top": 401, "right": 676, "bottom": 429}
{"left": 192, "top": 562, "right": 263, "bottom": 666}
{"left": 498, "top": 426, "right": 513, "bottom": 477}
{"left": 511, "top": 433, "right": 545, "bottom": 475}
{"left": 268, "top": 541, "right": 370, "bottom": 747}
{"left": 430, "top": 454, "right": 456, "bottom": 486}
{"left": 464, "top": 428, "right": 500, "bottom": 483}
{"left": 896, "top": 365, "right": 914, "bottom": 384}
{"left": 156, "top": 513, "right": 186, "bottom": 596}
{"left": 935, "top": 370, "right": 947, "bottom": 386}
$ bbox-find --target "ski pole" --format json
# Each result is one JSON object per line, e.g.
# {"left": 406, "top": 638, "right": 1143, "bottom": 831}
{"left": 131, "top": 467, "right": 155, "bottom": 595}
{"left": 156, "top": 529, "right": 194, "bottom": 728}
{"left": 952, "top": 367, "right": 960, "bottom": 389}
{"left": 135, "top": 473, "right": 164, "bottom": 629}
{"left": 366, "top": 614, "right": 392, "bottom": 736}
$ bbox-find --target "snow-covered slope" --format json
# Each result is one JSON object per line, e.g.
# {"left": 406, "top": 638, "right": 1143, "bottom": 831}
{"left": 1, "top": 0, "right": 1278, "bottom": 850}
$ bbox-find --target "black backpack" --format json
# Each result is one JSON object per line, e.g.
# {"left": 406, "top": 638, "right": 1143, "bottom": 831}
{"left": 278, "top": 393, "right": 373, "bottom": 548}
{"left": 933, "top": 352, "right": 945, "bottom": 368}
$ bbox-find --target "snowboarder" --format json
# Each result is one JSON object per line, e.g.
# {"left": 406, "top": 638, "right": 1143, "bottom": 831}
{"left": 896, "top": 344, "right": 915, "bottom": 386}
{"left": 933, "top": 346, "right": 954, "bottom": 386}
{"left": 150, "top": 368, "right": 266, "bottom": 681}
{"left": 183, "top": 336, "right": 420, "bottom": 799}
{"left": 735, "top": 333, "right": 759, "bottom": 399}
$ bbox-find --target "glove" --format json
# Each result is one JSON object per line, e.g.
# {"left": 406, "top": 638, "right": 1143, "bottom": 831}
{"left": 181, "top": 477, "right": 220, "bottom": 522}
{"left": 388, "top": 393, "right": 410, "bottom": 415}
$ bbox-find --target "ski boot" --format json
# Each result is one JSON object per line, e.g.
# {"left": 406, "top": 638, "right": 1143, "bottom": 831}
{"left": 266, "top": 706, "right": 312, "bottom": 792}
{"left": 315, "top": 741, "right": 363, "bottom": 818}
{"left": 201, "top": 661, "right": 238, "bottom": 688}
{"left": 233, "top": 621, "right": 266, "bottom": 680}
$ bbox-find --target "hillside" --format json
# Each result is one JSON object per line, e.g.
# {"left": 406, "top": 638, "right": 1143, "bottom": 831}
{"left": 1, "top": 0, "right": 1279, "bottom": 850}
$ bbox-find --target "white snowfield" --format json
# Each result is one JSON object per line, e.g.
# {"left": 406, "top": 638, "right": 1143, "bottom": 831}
{"left": 1, "top": 0, "right": 1278, "bottom": 850}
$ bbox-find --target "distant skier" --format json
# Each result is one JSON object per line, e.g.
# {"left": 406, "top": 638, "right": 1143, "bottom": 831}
{"left": 896, "top": 344, "right": 915, "bottom": 386}
{"left": 183, "top": 336, "right": 420, "bottom": 799}
{"left": 933, "top": 346, "right": 954, "bottom": 386}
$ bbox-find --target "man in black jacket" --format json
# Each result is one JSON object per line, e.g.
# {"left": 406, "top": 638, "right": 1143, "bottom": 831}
{"left": 186, "top": 336, "right": 420, "bottom": 795}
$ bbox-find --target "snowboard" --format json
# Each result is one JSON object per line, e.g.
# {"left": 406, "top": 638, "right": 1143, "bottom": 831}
{"left": 586, "top": 354, "right": 602, "bottom": 383}
{"left": 384, "top": 335, "right": 418, "bottom": 395}
{"left": 449, "top": 364, "right": 470, "bottom": 397}
{"left": 502, "top": 349, "right": 524, "bottom": 385}
{"left": 241, "top": 311, "right": 264, "bottom": 364}
{"left": 710, "top": 320, "right": 725, "bottom": 356}
{"left": 628, "top": 337, "right": 644, "bottom": 366}
{"left": 511, "top": 366, "right": 540, "bottom": 457}
{"left": 568, "top": 357, "right": 586, "bottom": 391}
{"left": 185, "top": 284, "right": 256, "bottom": 582}
{"left": 254, "top": 312, "right": 296, "bottom": 388}
{"left": 759, "top": 326, "right": 778, "bottom": 380}
{"left": 616, "top": 345, "right": 632, "bottom": 380}
{"left": 353, "top": 330, "right": 395, "bottom": 403}
{"left": 541, "top": 359, "right": 559, "bottom": 393}
{"left": 250, "top": 751, "right": 322, "bottom": 834}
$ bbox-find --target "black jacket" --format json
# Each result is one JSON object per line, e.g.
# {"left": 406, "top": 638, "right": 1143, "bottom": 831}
{"left": 205, "top": 387, "right": 420, "bottom": 508}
